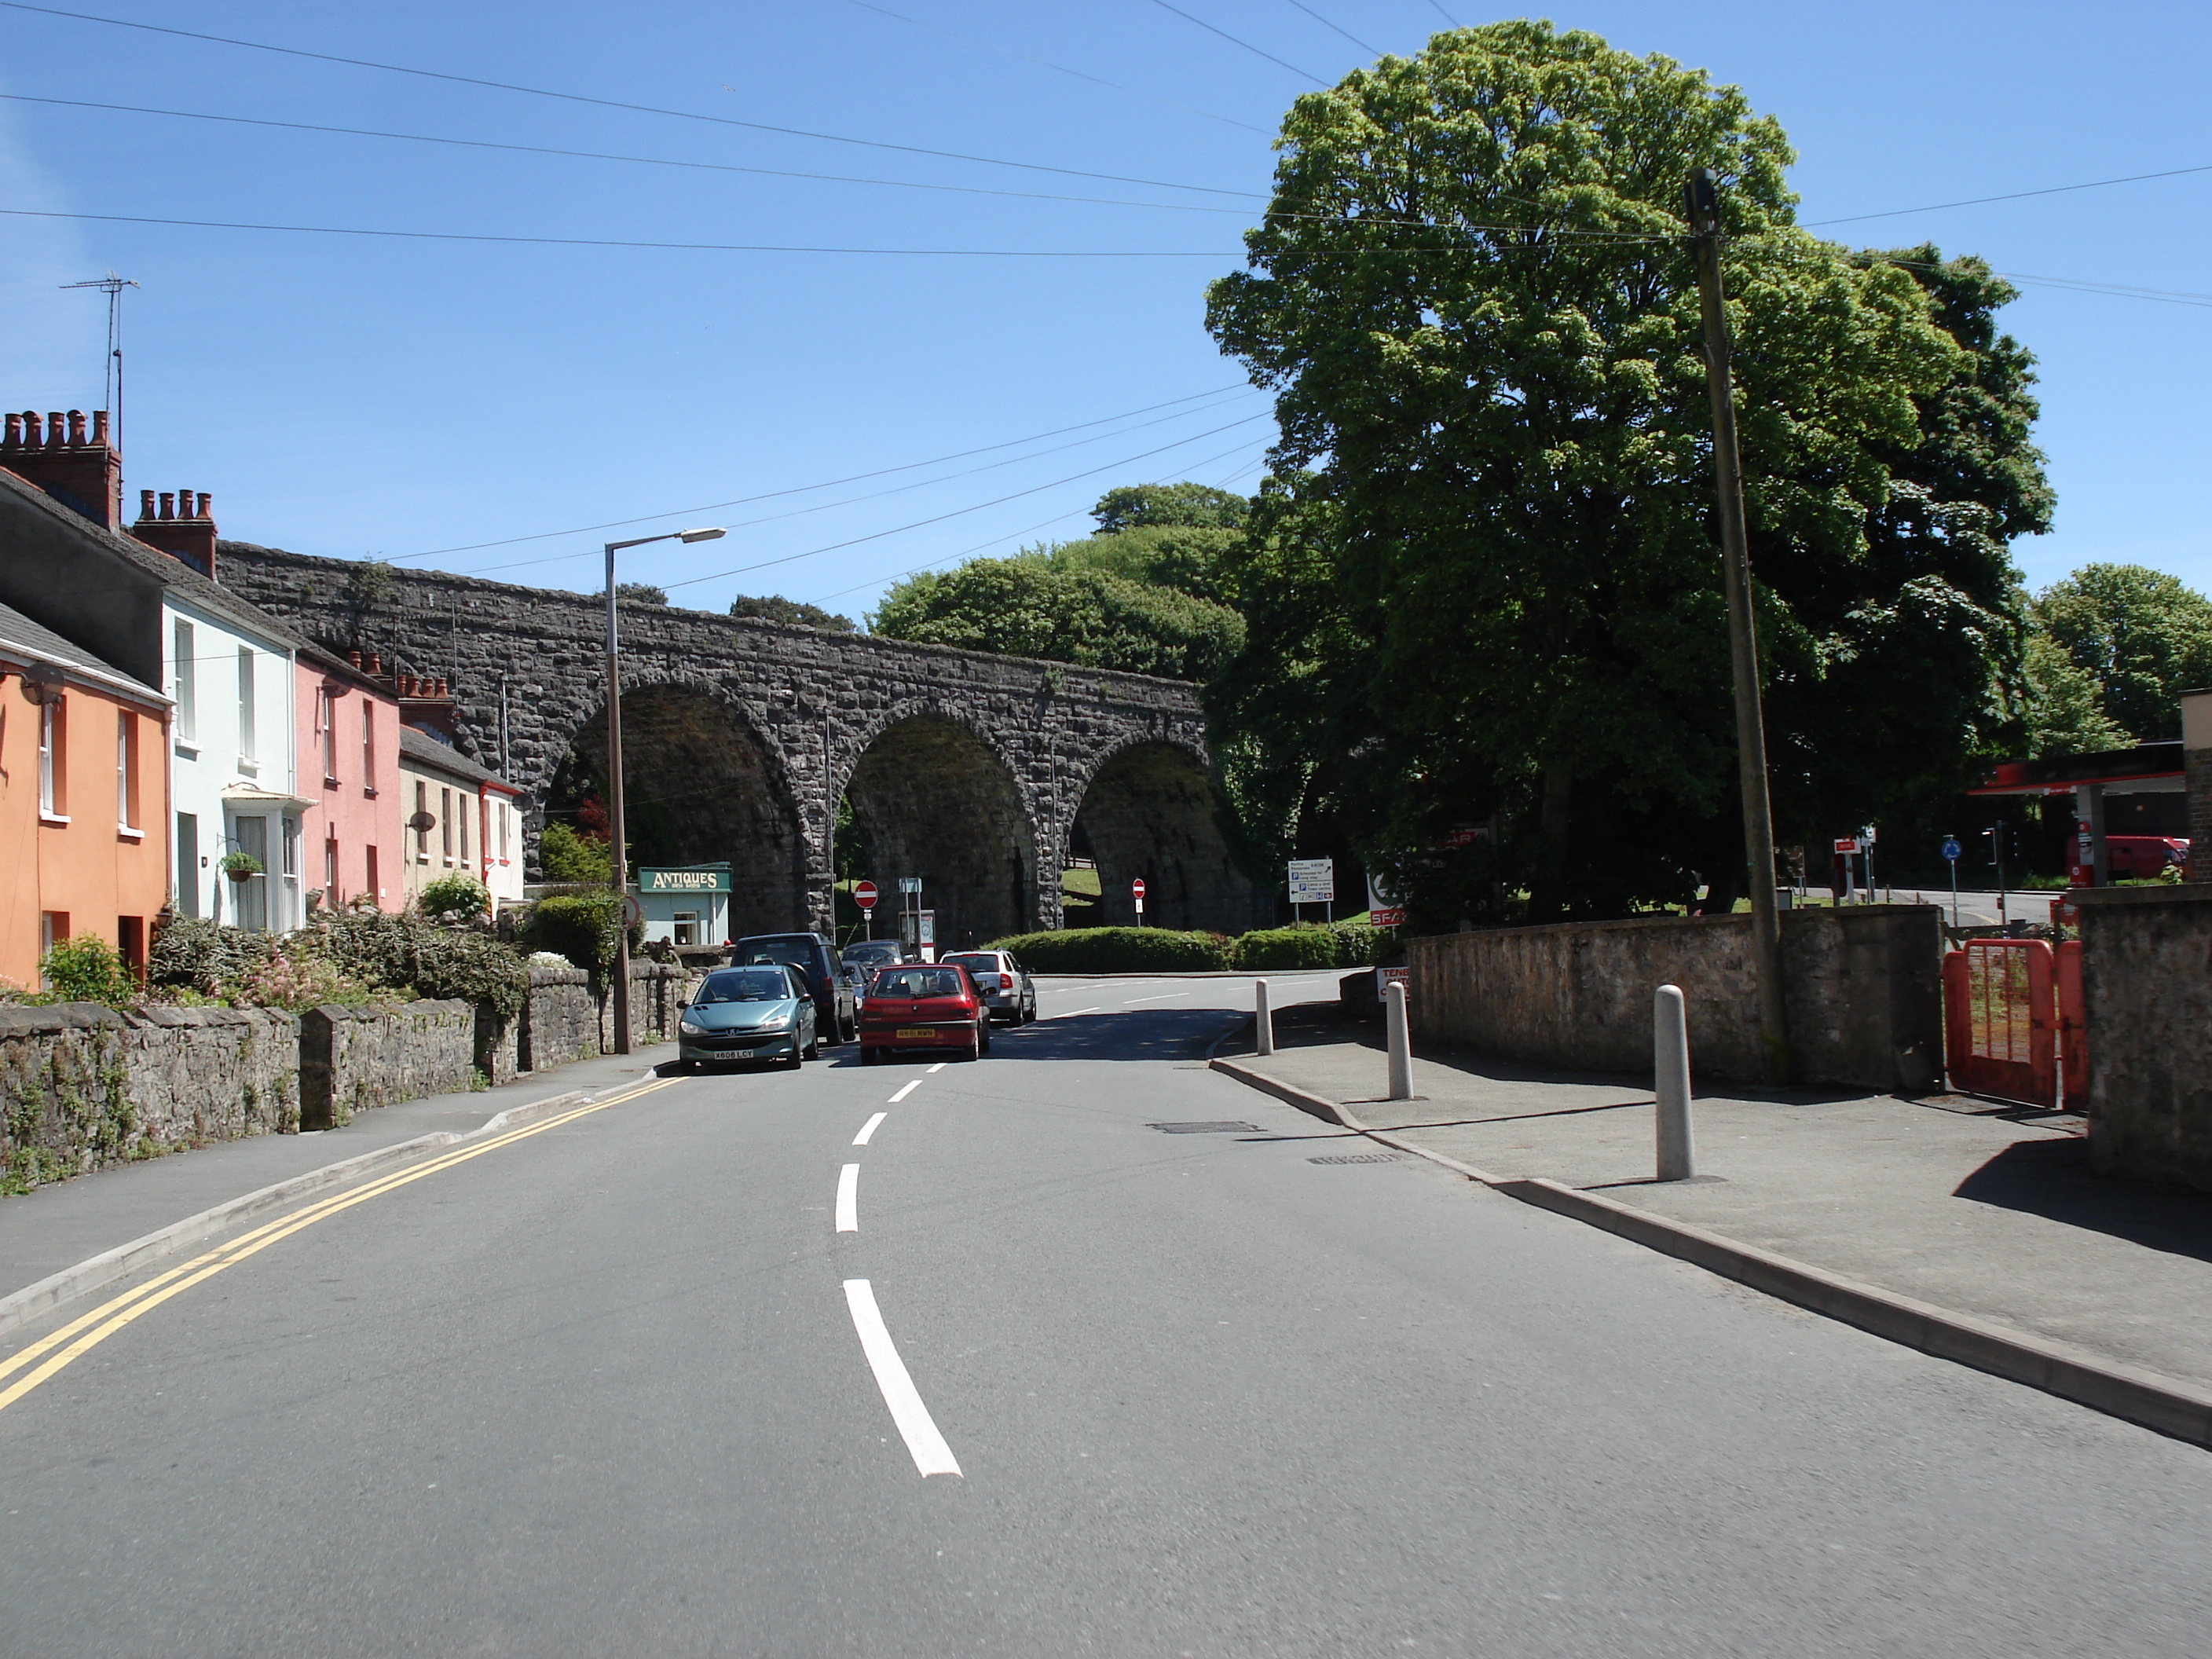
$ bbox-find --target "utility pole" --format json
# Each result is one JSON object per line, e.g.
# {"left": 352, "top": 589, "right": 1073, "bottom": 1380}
{"left": 1683, "top": 167, "right": 1789, "bottom": 1082}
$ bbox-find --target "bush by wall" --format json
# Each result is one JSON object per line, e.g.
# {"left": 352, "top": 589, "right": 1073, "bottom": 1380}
{"left": 526, "top": 892, "right": 632, "bottom": 972}
{"left": 985, "top": 927, "right": 1230, "bottom": 972}
{"left": 148, "top": 917, "right": 277, "bottom": 996}
{"left": 1229, "top": 924, "right": 1391, "bottom": 972}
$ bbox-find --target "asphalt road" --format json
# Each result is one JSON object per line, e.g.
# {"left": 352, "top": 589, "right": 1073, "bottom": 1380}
{"left": 2, "top": 972, "right": 2209, "bottom": 1656}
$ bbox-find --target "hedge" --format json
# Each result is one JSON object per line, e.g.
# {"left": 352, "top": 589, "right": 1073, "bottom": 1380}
{"left": 985, "top": 927, "right": 1230, "bottom": 973}
{"left": 1228, "top": 924, "right": 1391, "bottom": 972}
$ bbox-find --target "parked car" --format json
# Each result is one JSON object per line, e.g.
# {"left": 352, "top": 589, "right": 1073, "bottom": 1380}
{"left": 2104, "top": 836, "right": 2189, "bottom": 881}
{"left": 841, "top": 939, "right": 908, "bottom": 976}
{"left": 676, "top": 964, "right": 819, "bottom": 1070}
{"left": 940, "top": 949, "right": 1038, "bottom": 1024}
{"left": 734, "top": 932, "right": 859, "bottom": 1042}
{"left": 859, "top": 963, "right": 992, "bottom": 1064}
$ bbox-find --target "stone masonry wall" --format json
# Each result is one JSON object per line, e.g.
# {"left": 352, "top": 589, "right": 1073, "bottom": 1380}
{"left": 2076, "top": 885, "right": 2212, "bottom": 1194}
{"left": 2, "top": 1003, "right": 300, "bottom": 1189}
{"left": 599, "top": 961, "right": 687, "bottom": 1053}
{"left": 298, "top": 999, "right": 477, "bottom": 1131}
{"left": 521, "top": 964, "right": 597, "bottom": 1074}
{"left": 1407, "top": 906, "right": 1943, "bottom": 1093}
{"left": 213, "top": 540, "right": 1260, "bottom": 937}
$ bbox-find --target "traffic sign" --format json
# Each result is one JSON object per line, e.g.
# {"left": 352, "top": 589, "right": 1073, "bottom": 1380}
{"left": 853, "top": 880, "right": 878, "bottom": 911}
{"left": 1941, "top": 837, "right": 1961, "bottom": 862}
{"left": 1287, "top": 858, "right": 1335, "bottom": 904}
{"left": 898, "top": 877, "right": 922, "bottom": 895}
{"left": 1132, "top": 878, "right": 1146, "bottom": 899}
{"left": 1833, "top": 837, "right": 1857, "bottom": 855}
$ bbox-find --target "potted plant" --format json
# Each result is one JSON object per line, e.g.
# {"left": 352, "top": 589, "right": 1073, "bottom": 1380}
{"left": 221, "top": 851, "right": 265, "bottom": 883}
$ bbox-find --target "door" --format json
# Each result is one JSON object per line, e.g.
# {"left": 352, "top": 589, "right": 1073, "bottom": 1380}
{"left": 233, "top": 815, "right": 269, "bottom": 932}
{"left": 176, "top": 812, "right": 200, "bottom": 919}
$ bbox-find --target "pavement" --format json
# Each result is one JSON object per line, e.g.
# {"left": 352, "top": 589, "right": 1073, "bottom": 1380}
{"left": 1229, "top": 1002, "right": 2212, "bottom": 1399}
{"left": 0, "top": 1042, "right": 671, "bottom": 1318}
{"left": 2, "top": 972, "right": 2210, "bottom": 1654}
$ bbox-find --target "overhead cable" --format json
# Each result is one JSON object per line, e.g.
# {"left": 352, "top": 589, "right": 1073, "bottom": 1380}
{"left": 0, "top": 1, "right": 1254, "bottom": 198}
{"left": 1280, "top": 1, "right": 1380, "bottom": 56}
{"left": 1148, "top": 0, "right": 1329, "bottom": 85}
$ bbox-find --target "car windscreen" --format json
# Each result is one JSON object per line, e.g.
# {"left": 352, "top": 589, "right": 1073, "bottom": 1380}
{"left": 870, "top": 968, "right": 966, "bottom": 999}
{"left": 943, "top": 954, "right": 998, "bottom": 975}
{"left": 740, "top": 941, "right": 814, "bottom": 974}
{"left": 694, "top": 969, "right": 796, "bottom": 1003}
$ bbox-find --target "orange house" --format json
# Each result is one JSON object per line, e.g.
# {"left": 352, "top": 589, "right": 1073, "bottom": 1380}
{"left": 0, "top": 599, "right": 170, "bottom": 989}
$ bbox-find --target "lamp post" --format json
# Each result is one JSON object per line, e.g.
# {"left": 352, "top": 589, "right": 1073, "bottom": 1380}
{"left": 604, "top": 527, "right": 724, "bottom": 1053}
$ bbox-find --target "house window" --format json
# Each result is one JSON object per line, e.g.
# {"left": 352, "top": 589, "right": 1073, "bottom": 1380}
{"left": 38, "top": 695, "right": 65, "bottom": 819}
{"left": 173, "top": 619, "right": 196, "bottom": 742}
{"left": 38, "top": 911, "right": 68, "bottom": 982}
{"left": 361, "top": 701, "right": 376, "bottom": 793}
{"left": 460, "top": 792, "right": 471, "bottom": 865}
{"left": 176, "top": 812, "right": 200, "bottom": 918}
{"left": 282, "top": 816, "right": 300, "bottom": 879}
{"left": 236, "top": 646, "right": 256, "bottom": 764}
{"left": 672, "top": 910, "right": 701, "bottom": 947}
{"left": 320, "top": 687, "right": 339, "bottom": 783}
{"left": 324, "top": 833, "right": 339, "bottom": 897}
{"left": 116, "top": 709, "right": 141, "bottom": 832}
{"left": 414, "top": 781, "right": 430, "bottom": 859}
{"left": 497, "top": 800, "right": 511, "bottom": 862}
{"left": 366, "top": 844, "right": 380, "bottom": 903}
{"left": 441, "top": 788, "right": 455, "bottom": 863}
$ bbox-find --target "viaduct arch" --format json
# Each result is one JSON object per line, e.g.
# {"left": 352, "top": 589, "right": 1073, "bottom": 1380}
{"left": 216, "top": 541, "right": 1266, "bottom": 943}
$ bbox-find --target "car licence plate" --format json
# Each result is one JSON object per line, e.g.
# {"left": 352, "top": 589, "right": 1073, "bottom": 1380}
{"left": 895, "top": 1027, "right": 936, "bottom": 1039}
{"left": 731, "top": 1049, "right": 756, "bottom": 1059}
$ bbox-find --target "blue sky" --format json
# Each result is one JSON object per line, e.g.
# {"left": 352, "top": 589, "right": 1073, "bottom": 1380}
{"left": 2, "top": 1, "right": 2207, "bottom": 624}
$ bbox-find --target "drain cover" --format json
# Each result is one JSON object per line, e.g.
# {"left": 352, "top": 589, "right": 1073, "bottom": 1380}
{"left": 1148, "top": 1121, "right": 1261, "bottom": 1134}
{"left": 1308, "top": 1152, "right": 1403, "bottom": 1164}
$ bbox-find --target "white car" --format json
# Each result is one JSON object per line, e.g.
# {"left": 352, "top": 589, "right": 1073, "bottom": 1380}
{"left": 939, "top": 950, "right": 1038, "bottom": 1025}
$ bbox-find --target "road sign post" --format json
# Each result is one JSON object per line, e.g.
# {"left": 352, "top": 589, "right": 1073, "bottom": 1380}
{"left": 1287, "top": 859, "right": 1334, "bottom": 925}
{"left": 1941, "top": 837, "right": 1961, "bottom": 930}
{"left": 854, "top": 878, "right": 878, "bottom": 939}
{"left": 1132, "top": 877, "right": 1146, "bottom": 925}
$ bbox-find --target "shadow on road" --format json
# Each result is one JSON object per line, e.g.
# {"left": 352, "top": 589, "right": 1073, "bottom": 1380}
{"left": 830, "top": 1009, "right": 1244, "bottom": 1066}
{"left": 1953, "top": 1137, "right": 2212, "bottom": 1265}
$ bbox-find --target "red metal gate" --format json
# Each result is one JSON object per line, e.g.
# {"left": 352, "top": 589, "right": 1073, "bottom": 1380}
{"left": 1942, "top": 939, "right": 2056, "bottom": 1106}
{"left": 2055, "top": 939, "right": 2088, "bottom": 1108}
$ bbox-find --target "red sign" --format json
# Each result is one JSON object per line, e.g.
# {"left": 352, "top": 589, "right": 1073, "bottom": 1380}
{"left": 1833, "top": 838, "right": 1858, "bottom": 855}
{"left": 1132, "top": 878, "right": 1146, "bottom": 899}
{"left": 852, "top": 880, "right": 878, "bottom": 912}
{"left": 1371, "top": 906, "right": 1407, "bottom": 928}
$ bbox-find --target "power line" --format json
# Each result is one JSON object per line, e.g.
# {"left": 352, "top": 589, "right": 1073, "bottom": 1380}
{"left": 1147, "top": 1, "right": 1329, "bottom": 86}
{"left": 1423, "top": 2, "right": 1462, "bottom": 26}
{"left": 664, "top": 410, "right": 1276, "bottom": 590}
{"left": 0, "top": 92, "right": 1268, "bottom": 214}
{"left": 837, "top": 0, "right": 1270, "bottom": 135}
{"left": 1279, "top": 1, "right": 1379, "bottom": 56}
{"left": 446, "top": 390, "right": 1264, "bottom": 579}
{"left": 0, "top": 1, "right": 1256, "bottom": 199}
{"left": 1800, "top": 161, "right": 2212, "bottom": 229}
{"left": 398, "top": 384, "right": 1251, "bottom": 560}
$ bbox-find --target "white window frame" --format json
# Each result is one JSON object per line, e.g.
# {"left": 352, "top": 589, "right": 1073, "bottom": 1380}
{"left": 236, "top": 646, "right": 257, "bottom": 769}
{"left": 38, "top": 696, "right": 63, "bottom": 821}
{"left": 173, "top": 619, "right": 196, "bottom": 745}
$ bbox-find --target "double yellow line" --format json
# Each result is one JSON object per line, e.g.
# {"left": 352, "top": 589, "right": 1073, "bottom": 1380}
{"left": 0, "top": 1075, "right": 681, "bottom": 1418}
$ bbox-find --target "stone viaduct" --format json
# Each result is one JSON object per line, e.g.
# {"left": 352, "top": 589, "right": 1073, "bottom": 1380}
{"left": 214, "top": 542, "right": 1264, "bottom": 948}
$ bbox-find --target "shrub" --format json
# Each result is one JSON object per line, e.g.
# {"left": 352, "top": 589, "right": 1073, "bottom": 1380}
{"left": 527, "top": 892, "right": 629, "bottom": 972}
{"left": 312, "top": 910, "right": 529, "bottom": 1020}
{"left": 538, "top": 821, "right": 611, "bottom": 883}
{"left": 36, "top": 935, "right": 138, "bottom": 1005}
{"left": 1229, "top": 923, "right": 1391, "bottom": 972}
{"left": 419, "top": 872, "right": 491, "bottom": 923}
{"left": 983, "top": 927, "right": 1230, "bottom": 973}
{"left": 230, "top": 943, "right": 379, "bottom": 1013}
{"left": 148, "top": 917, "right": 276, "bottom": 994}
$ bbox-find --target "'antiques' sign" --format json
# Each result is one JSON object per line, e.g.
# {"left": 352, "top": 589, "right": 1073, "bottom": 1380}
{"left": 639, "top": 867, "right": 732, "bottom": 893}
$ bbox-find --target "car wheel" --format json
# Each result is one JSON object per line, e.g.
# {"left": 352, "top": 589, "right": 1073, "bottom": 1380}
{"left": 804, "top": 1027, "right": 821, "bottom": 1060}
{"left": 860, "top": 1046, "right": 875, "bottom": 1065}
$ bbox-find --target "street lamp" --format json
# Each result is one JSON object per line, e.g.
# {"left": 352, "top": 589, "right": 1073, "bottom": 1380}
{"left": 604, "top": 526, "right": 724, "bottom": 1053}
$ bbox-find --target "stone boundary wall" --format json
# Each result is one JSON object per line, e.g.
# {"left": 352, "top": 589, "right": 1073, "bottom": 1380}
{"left": 1406, "top": 905, "right": 1943, "bottom": 1093}
{"left": 2076, "top": 884, "right": 2212, "bottom": 1194}
{"left": 2, "top": 1003, "right": 301, "bottom": 1187}
{"left": 521, "top": 964, "right": 597, "bottom": 1074}
{"left": 298, "top": 1000, "right": 477, "bottom": 1131}
{"left": 600, "top": 961, "right": 688, "bottom": 1053}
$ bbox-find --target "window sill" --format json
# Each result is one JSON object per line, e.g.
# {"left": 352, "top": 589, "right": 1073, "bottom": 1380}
{"left": 117, "top": 825, "right": 145, "bottom": 841}
{"left": 38, "top": 811, "right": 71, "bottom": 828}
{"left": 237, "top": 760, "right": 260, "bottom": 775}
{"left": 363, "top": 787, "right": 377, "bottom": 799}
{"left": 324, "top": 776, "right": 340, "bottom": 790}
{"left": 173, "top": 741, "right": 199, "bottom": 759}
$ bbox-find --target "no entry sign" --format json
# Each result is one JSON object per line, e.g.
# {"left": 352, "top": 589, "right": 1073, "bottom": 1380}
{"left": 852, "top": 880, "right": 878, "bottom": 912}
{"left": 1132, "top": 878, "right": 1146, "bottom": 900}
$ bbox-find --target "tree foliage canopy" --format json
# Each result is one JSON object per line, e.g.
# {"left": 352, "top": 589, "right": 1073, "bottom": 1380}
{"left": 2023, "top": 564, "right": 2212, "bottom": 753}
{"left": 729, "top": 593, "right": 856, "bottom": 632}
{"left": 1203, "top": 20, "right": 2046, "bottom": 921}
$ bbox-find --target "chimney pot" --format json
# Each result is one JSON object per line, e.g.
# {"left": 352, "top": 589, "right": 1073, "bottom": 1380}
{"left": 3, "top": 413, "right": 19, "bottom": 447}
{"left": 138, "top": 489, "right": 156, "bottom": 520}
{"left": 196, "top": 492, "right": 211, "bottom": 519}
{"left": 437, "top": 676, "right": 449, "bottom": 697}
{"left": 348, "top": 650, "right": 363, "bottom": 669}
{"left": 158, "top": 492, "right": 175, "bottom": 520}
{"left": 91, "top": 409, "right": 108, "bottom": 445}
{"left": 45, "top": 412, "right": 64, "bottom": 448}
{"left": 369, "top": 653, "right": 383, "bottom": 676}
{"left": 67, "top": 411, "right": 86, "bottom": 444}
{"left": 22, "top": 412, "right": 40, "bottom": 445}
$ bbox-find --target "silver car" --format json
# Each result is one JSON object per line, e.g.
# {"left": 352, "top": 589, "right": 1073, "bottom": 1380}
{"left": 941, "top": 950, "right": 1038, "bottom": 1025}
{"left": 677, "top": 965, "right": 819, "bottom": 1069}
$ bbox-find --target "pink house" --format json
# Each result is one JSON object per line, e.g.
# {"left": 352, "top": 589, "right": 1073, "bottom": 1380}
{"left": 295, "top": 645, "right": 401, "bottom": 912}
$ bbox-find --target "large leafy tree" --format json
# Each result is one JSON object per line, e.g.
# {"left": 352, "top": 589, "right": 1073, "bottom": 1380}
{"left": 2024, "top": 564, "right": 2212, "bottom": 750}
{"left": 1204, "top": 21, "right": 2042, "bottom": 921}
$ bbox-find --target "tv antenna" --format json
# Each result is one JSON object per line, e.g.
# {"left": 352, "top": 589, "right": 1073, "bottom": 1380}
{"left": 60, "top": 272, "right": 139, "bottom": 451}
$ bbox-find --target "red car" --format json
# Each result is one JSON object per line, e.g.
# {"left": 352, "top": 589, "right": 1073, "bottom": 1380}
{"left": 859, "top": 963, "right": 994, "bottom": 1064}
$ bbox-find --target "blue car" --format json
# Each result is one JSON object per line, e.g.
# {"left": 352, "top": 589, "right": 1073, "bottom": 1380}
{"left": 677, "top": 965, "right": 819, "bottom": 1070}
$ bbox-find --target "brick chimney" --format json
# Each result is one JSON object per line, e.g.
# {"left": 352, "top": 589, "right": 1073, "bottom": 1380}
{"left": 0, "top": 408, "right": 125, "bottom": 529}
{"left": 130, "top": 486, "right": 218, "bottom": 579}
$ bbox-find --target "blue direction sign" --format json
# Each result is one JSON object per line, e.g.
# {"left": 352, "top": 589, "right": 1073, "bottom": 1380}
{"left": 1941, "top": 836, "right": 1962, "bottom": 862}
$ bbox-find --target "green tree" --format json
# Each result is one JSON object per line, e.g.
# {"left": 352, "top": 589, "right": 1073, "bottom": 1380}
{"left": 2024, "top": 564, "right": 2212, "bottom": 750}
{"left": 537, "top": 819, "right": 611, "bottom": 883}
{"left": 870, "top": 559, "right": 1243, "bottom": 679}
{"left": 730, "top": 594, "right": 856, "bottom": 632}
{"left": 1204, "top": 20, "right": 2036, "bottom": 920}
{"left": 613, "top": 581, "right": 668, "bottom": 606}
{"left": 1091, "top": 482, "right": 1250, "bottom": 534}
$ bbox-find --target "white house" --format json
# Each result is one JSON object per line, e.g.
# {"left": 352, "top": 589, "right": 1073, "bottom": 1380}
{"left": 397, "top": 726, "right": 526, "bottom": 913}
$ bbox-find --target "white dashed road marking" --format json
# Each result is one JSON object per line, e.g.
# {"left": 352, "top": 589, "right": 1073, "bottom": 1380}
{"left": 843, "top": 1280, "right": 961, "bottom": 1478}
{"left": 853, "top": 1112, "right": 886, "bottom": 1147}
{"left": 835, "top": 1163, "right": 860, "bottom": 1232}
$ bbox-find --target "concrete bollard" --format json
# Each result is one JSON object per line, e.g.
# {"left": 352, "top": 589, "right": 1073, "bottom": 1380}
{"left": 1255, "top": 978, "right": 1275, "bottom": 1057}
{"left": 1386, "top": 980, "right": 1413, "bottom": 1101}
{"left": 1654, "top": 983, "right": 1695, "bottom": 1181}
